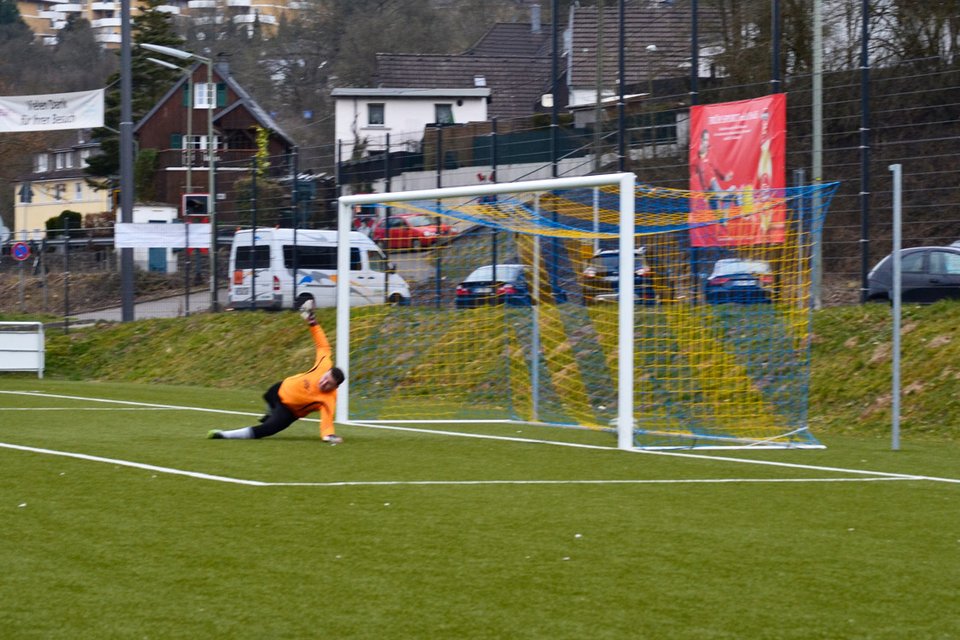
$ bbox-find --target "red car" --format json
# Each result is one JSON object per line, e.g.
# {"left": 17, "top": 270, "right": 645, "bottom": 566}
{"left": 371, "top": 213, "right": 454, "bottom": 250}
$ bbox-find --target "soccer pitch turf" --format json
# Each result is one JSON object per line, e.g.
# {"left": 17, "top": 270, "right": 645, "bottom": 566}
{"left": 1, "top": 378, "right": 958, "bottom": 639}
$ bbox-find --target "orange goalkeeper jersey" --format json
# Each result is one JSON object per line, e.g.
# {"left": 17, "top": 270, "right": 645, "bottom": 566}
{"left": 278, "top": 323, "right": 337, "bottom": 437}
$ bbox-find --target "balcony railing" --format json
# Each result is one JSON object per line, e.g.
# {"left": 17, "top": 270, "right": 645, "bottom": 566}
{"left": 234, "top": 13, "right": 276, "bottom": 24}
{"left": 156, "top": 148, "right": 267, "bottom": 172}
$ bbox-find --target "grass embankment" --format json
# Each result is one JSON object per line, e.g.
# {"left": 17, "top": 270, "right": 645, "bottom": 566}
{"left": 6, "top": 301, "right": 960, "bottom": 442}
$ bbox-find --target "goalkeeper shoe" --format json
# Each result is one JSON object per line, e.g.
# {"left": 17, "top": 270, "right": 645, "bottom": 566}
{"left": 207, "top": 430, "right": 224, "bottom": 439}
{"left": 322, "top": 434, "right": 343, "bottom": 445}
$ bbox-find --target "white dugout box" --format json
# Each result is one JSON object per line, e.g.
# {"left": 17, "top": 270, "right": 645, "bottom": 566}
{"left": 0, "top": 322, "right": 45, "bottom": 378}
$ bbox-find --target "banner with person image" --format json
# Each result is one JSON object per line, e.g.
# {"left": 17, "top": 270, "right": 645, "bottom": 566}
{"left": 688, "top": 94, "right": 786, "bottom": 247}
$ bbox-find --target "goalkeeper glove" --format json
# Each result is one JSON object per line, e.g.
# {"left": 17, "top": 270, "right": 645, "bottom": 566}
{"left": 299, "top": 298, "right": 316, "bottom": 323}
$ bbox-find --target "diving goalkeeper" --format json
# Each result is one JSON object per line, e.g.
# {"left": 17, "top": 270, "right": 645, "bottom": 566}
{"left": 207, "top": 299, "right": 345, "bottom": 443}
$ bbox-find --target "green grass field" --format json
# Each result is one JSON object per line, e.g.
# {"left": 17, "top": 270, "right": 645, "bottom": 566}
{"left": 2, "top": 377, "right": 958, "bottom": 639}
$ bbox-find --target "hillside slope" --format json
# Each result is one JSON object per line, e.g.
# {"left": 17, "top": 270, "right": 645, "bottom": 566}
{"left": 14, "top": 302, "right": 960, "bottom": 443}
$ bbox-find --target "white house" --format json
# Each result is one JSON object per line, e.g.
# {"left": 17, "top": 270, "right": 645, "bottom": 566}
{"left": 331, "top": 87, "right": 490, "bottom": 161}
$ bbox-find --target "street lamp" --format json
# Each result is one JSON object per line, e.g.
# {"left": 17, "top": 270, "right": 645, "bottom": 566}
{"left": 140, "top": 43, "right": 218, "bottom": 311}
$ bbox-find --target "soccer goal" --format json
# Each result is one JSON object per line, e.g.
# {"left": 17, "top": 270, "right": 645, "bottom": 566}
{"left": 335, "top": 174, "right": 838, "bottom": 450}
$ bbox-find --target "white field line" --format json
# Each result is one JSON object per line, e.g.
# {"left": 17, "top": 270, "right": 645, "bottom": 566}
{"left": 2, "top": 390, "right": 959, "bottom": 486}
{"left": 266, "top": 477, "right": 911, "bottom": 487}
{"left": 344, "top": 419, "right": 960, "bottom": 485}
{"left": 0, "top": 441, "right": 266, "bottom": 486}
{"left": 0, "top": 407, "right": 177, "bottom": 411}
{"left": 0, "top": 441, "right": 914, "bottom": 488}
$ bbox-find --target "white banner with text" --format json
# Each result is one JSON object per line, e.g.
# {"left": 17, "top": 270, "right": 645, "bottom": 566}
{"left": 115, "top": 223, "right": 212, "bottom": 249}
{"left": 0, "top": 89, "right": 104, "bottom": 132}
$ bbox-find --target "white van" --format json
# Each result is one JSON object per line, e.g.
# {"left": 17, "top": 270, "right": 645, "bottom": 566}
{"left": 228, "top": 228, "right": 411, "bottom": 310}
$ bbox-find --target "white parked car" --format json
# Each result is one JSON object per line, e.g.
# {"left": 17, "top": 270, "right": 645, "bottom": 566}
{"left": 228, "top": 228, "right": 410, "bottom": 310}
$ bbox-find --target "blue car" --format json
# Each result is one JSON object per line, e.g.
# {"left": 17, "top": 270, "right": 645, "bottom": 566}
{"left": 704, "top": 258, "right": 775, "bottom": 304}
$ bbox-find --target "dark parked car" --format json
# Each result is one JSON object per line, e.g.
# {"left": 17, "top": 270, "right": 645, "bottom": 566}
{"left": 704, "top": 258, "right": 775, "bottom": 304}
{"left": 455, "top": 264, "right": 567, "bottom": 308}
{"left": 581, "top": 248, "right": 658, "bottom": 305}
{"left": 867, "top": 246, "right": 960, "bottom": 303}
{"left": 455, "top": 264, "right": 532, "bottom": 308}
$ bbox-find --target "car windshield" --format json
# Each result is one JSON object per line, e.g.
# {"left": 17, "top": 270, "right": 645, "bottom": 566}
{"left": 405, "top": 215, "right": 435, "bottom": 227}
{"left": 464, "top": 265, "right": 523, "bottom": 282}
{"left": 712, "top": 260, "right": 771, "bottom": 276}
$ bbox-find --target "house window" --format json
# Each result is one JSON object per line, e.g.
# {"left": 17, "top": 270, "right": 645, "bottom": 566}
{"left": 435, "top": 103, "right": 454, "bottom": 124}
{"left": 55, "top": 152, "right": 74, "bottom": 169}
{"left": 34, "top": 154, "right": 49, "bottom": 173}
{"left": 74, "top": 182, "right": 83, "bottom": 200}
{"left": 80, "top": 148, "right": 92, "bottom": 166}
{"left": 195, "top": 83, "right": 217, "bottom": 109}
{"left": 368, "top": 103, "right": 385, "bottom": 126}
{"left": 184, "top": 134, "right": 220, "bottom": 151}
{"left": 54, "top": 184, "right": 66, "bottom": 200}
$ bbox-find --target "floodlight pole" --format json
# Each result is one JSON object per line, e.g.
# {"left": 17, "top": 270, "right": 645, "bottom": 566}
{"left": 119, "top": 0, "right": 134, "bottom": 322}
{"left": 140, "top": 43, "right": 217, "bottom": 311}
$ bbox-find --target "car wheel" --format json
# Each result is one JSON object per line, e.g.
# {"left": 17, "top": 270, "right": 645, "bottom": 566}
{"left": 412, "top": 238, "right": 422, "bottom": 250}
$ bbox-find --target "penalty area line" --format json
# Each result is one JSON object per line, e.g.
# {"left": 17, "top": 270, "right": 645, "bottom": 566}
{"left": 0, "top": 442, "right": 915, "bottom": 487}
{"left": 268, "top": 477, "right": 912, "bottom": 487}
{"left": 345, "top": 420, "right": 960, "bottom": 485}
{"left": 0, "top": 441, "right": 266, "bottom": 486}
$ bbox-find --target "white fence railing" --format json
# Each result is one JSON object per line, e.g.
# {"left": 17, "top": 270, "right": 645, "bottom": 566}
{"left": 0, "top": 322, "right": 45, "bottom": 378}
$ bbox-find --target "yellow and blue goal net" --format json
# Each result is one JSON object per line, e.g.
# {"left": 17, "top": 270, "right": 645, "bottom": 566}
{"left": 337, "top": 174, "right": 839, "bottom": 450}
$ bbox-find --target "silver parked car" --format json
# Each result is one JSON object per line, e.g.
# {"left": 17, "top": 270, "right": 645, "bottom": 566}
{"left": 867, "top": 246, "right": 960, "bottom": 303}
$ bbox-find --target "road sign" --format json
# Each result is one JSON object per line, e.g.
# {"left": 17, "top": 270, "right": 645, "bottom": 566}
{"left": 12, "top": 241, "right": 30, "bottom": 261}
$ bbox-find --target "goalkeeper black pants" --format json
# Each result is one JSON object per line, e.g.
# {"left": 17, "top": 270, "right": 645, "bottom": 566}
{"left": 251, "top": 381, "right": 297, "bottom": 439}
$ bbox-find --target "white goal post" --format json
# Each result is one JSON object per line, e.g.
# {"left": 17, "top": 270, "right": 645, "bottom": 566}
{"left": 336, "top": 173, "right": 639, "bottom": 449}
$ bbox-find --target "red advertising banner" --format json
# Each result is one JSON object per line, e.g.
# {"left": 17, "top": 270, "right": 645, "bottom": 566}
{"left": 688, "top": 94, "right": 786, "bottom": 246}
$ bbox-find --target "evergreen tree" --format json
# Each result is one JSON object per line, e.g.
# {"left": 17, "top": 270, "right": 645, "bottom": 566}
{"left": 0, "top": 0, "right": 40, "bottom": 87}
{"left": 0, "top": 0, "right": 29, "bottom": 39}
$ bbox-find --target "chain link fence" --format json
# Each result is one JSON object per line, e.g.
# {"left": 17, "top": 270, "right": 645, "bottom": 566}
{"left": 4, "top": 60, "right": 960, "bottom": 324}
